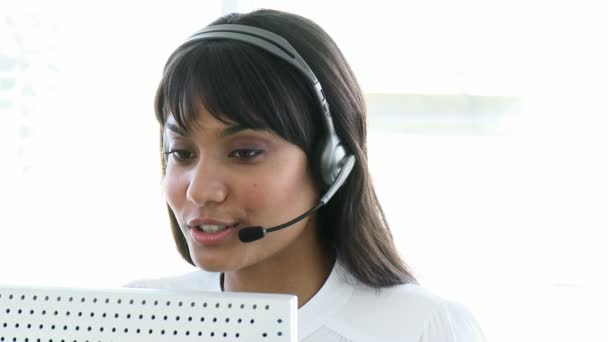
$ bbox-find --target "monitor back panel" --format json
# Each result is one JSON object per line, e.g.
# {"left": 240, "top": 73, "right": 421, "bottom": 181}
{"left": 0, "top": 285, "right": 297, "bottom": 342}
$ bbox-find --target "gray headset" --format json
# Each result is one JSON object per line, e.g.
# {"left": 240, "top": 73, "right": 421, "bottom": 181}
{"left": 184, "top": 24, "right": 356, "bottom": 205}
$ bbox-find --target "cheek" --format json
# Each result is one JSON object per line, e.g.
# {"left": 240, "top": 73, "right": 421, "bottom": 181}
{"left": 163, "top": 172, "right": 185, "bottom": 210}
{"left": 238, "top": 161, "right": 316, "bottom": 212}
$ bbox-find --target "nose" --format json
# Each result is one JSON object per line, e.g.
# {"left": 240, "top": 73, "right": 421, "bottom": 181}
{"left": 185, "top": 160, "right": 228, "bottom": 208}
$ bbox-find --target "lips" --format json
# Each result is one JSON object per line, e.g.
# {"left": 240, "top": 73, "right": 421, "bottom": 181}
{"left": 188, "top": 221, "right": 239, "bottom": 245}
{"left": 196, "top": 222, "right": 239, "bottom": 233}
{"left": 187, "top": 218, "right": 238, "bottom": 228}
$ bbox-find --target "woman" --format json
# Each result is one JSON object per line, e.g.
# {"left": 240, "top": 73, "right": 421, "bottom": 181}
{"left": 128, "top": 9, "right": 486, "bottom": 341}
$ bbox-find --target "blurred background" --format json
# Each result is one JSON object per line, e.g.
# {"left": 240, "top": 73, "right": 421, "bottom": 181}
{"left": 1, "top": 0, "right": 607, "bottom": 341}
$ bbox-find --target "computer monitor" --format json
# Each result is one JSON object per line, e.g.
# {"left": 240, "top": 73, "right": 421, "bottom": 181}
{"left": 0, "top": 285, "right": 297, "bottom": 341}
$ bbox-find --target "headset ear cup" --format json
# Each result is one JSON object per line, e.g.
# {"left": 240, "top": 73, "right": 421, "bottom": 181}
{"left": 320, "top": 134, "right": 348, "bottom": 187}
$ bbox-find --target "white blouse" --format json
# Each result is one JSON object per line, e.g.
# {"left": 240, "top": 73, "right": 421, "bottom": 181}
{"left": 126, "top": 261, "right": 486, "bottom": 342}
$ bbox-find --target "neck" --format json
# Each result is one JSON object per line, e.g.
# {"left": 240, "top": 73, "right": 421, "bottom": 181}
{"left": 222, "top": 222, "right": 334, "bottom": 308}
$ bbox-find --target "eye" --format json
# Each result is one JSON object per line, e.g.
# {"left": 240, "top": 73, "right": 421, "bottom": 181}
{"left": 229, "top": 149, "right": 263, "bottom": 159}
{"left": 163, "top": 149, "right": 195, "bottom": 162}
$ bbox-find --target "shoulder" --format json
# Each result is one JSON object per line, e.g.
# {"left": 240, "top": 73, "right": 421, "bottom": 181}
{"left": 327, "top": 282, "right": 486, "bottom": 341}
{"left": 124, "top": 269, "right": 221, "bottom": 292}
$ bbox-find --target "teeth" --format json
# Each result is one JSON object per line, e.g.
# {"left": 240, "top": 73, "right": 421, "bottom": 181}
{"left": 199, "top": 224, "right": 229, "bottom": 233}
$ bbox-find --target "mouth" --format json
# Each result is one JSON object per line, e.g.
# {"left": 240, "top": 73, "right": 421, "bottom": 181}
{"left": 191, "top": 222, "right": 239, "bottom": 234}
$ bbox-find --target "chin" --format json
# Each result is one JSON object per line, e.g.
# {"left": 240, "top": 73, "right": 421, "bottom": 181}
{"left": 189, "top": 249, "right": 236, "bottom": 273}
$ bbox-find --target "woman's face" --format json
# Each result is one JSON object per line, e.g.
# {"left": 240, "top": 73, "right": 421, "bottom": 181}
{"left": 162, "top": 105, "right": 320, "bottom": 273}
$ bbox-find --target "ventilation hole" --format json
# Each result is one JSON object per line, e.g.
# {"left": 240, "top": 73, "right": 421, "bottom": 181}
{"left": 33, "top": 295, "right": 37, "bottom": 301}
{"left": 87, "top": 327, "right": 91, "bottom": 331}
{"left": 141, "top": 300, "right": 146, "bottom": 305}
{"left": 225, "top": 318, "right": 230, "bottom": 323}
{"left": 198, "top": 331, "right": 202, "bottom": 336}
{"left": 161, "top": 330, "right": 165, "bottom": 335}
{"left": 178, "top": 301, "right": 183, "bottom": 306}
{"left": 215, "top": 303, "right": 220, "bottom": 308}
{"left": 93, "top": 298, "right": 98, "bottom": 303}
{"left": 14, "top": 323, "right": 19, "bottom": 328}
{"left": 240, "top": 304, "right": 245, "bottom": 309}
{"left": 166, "top": 301, "right": 171, "bottom": 306}
{"left": 44, "top": 296, "right": 49, "bottom": 301}
{"left": 236, "top": 333, "right": 240, "bottom": 338}
{"left": 223, "top": 332, "right": 227, "bottom": 337}
{"left": 90, "top": 313, "right": 94, "bottom": 318}
{"left": 173, "top": 330, "right": 177, "bottom": 335}
{"left": 66, "top": 311, "right": 70, "bottom": 316}
{"left": 186, "top": 331, "right": 190, "bottom": 336}
{"left": 250, "top": 319, "right": 255, "bottom": 324}
{"left": 21, "top": 295, "right": 26, "bottom": 300}
{"left": 154, "top": 300, "right": 158, "bottom": 306}
{"left": 203, "top": 302, "right": 208, "bottom": 308}
{"left": 105, "top": 298, "right": 110, "bottom": 304}
{"left": 80, "top": 298, "right": 85, "bottom": 303}
{"left": 114, "top": 313, "right": 119, "bottom": 318}
{"left": 175, "top": 316, "right": 180, "bottom": 321}
{"left": 111, "top": 328, "right": 116, "bottom": 333}
{"left": 265, "top": 305, "right": 270, "bottom": 310}
{"left": 129, "top": 299, "right": 134, "bottom": 304}
{"left": 262, "top": 333, "right": 267, "bottom": 337}
{"left": 99, "top": 327, "right": 104, "bottom": 332}
{"left": 102, "top": 313, "right": 106, "bottom": 318}
{"left": 278, "top": 332, "right": 283, "bottom": 336}
{"left": 68, "top": 297, "right": 73, "bottom": 302}
{"left": 213, "top": 317, "right": 217, "bottom": 323}
{"left": 188, "top": 317, "right": 193, "bottom": 322}
{"left": 18, "top": 309, "right": 22, "bottom": 314}
{"left": 200, "top": 317, "right": 205, "bottom": 322}
{"left": 163, "top": 315, "right": 168, "bottom": 321}
{"left": 54, "top": 311, "right": 58, "bottom": 316}
{"left": 78, "top": 312, "right": 82, "bottom": 317}
{"left": 9, "top": 294, "right": 14, "bottom": 299}
{"left": 278, "top": 319, "right": 283, "bottom": 323}
{"left": 151, "top": 315, "right": 156, "bottom": 320}
{"left": 5, "top": 309, "right": 9, "bottom": 314}
{"left": 136, "top": 328, "right": 141, "bottom": 334}
{"left": 124, "top": 328, "right": 128, "bottom": 333}
{"left": 210, "top": 332, "right": 215, "bottom": 337}
{"left": 51, "top": 325, "right": 55, "bottom": 330}
{"left": 190, "top": 302, "right": 195, "bottom": 307}
{"left": 228, "top": 303, "right": 232, "bottom": 308}
{"left": 126, "top": 314, "right": 131, "bottom": 319}
{"left": 148, "top": 329, "right": 153, "bottom": 334}
{"left": 56, "top": 296, "right": 61, "bottom": 302}
{"left": 117, "top": 299, "right": 122, "bottom": 304}
{"left": 238, "top": 318, "right": 242, "bottom": 323}
{"left": 253, "top": 304, "right": 257, "bottom": 309}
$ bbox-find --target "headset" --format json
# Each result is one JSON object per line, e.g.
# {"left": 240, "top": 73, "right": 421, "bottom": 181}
{"left": 183, "top": 24, "right": 356, "bottom": 242}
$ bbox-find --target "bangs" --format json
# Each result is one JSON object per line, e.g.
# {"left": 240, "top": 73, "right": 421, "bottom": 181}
{"left": 154, "top": 39, "right": 319, "bottom": 153}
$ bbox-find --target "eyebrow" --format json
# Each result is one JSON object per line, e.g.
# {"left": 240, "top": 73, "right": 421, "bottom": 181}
{"left": 165, "top": 122, "right": 249, "bottom": 138}
{"left": 166, "top": 123, "right": 188, "bottom": 136}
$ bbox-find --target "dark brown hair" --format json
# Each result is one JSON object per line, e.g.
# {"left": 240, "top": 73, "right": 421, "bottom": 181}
{"left": 154, "top": 9, "right": 418, "bottom": 287}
